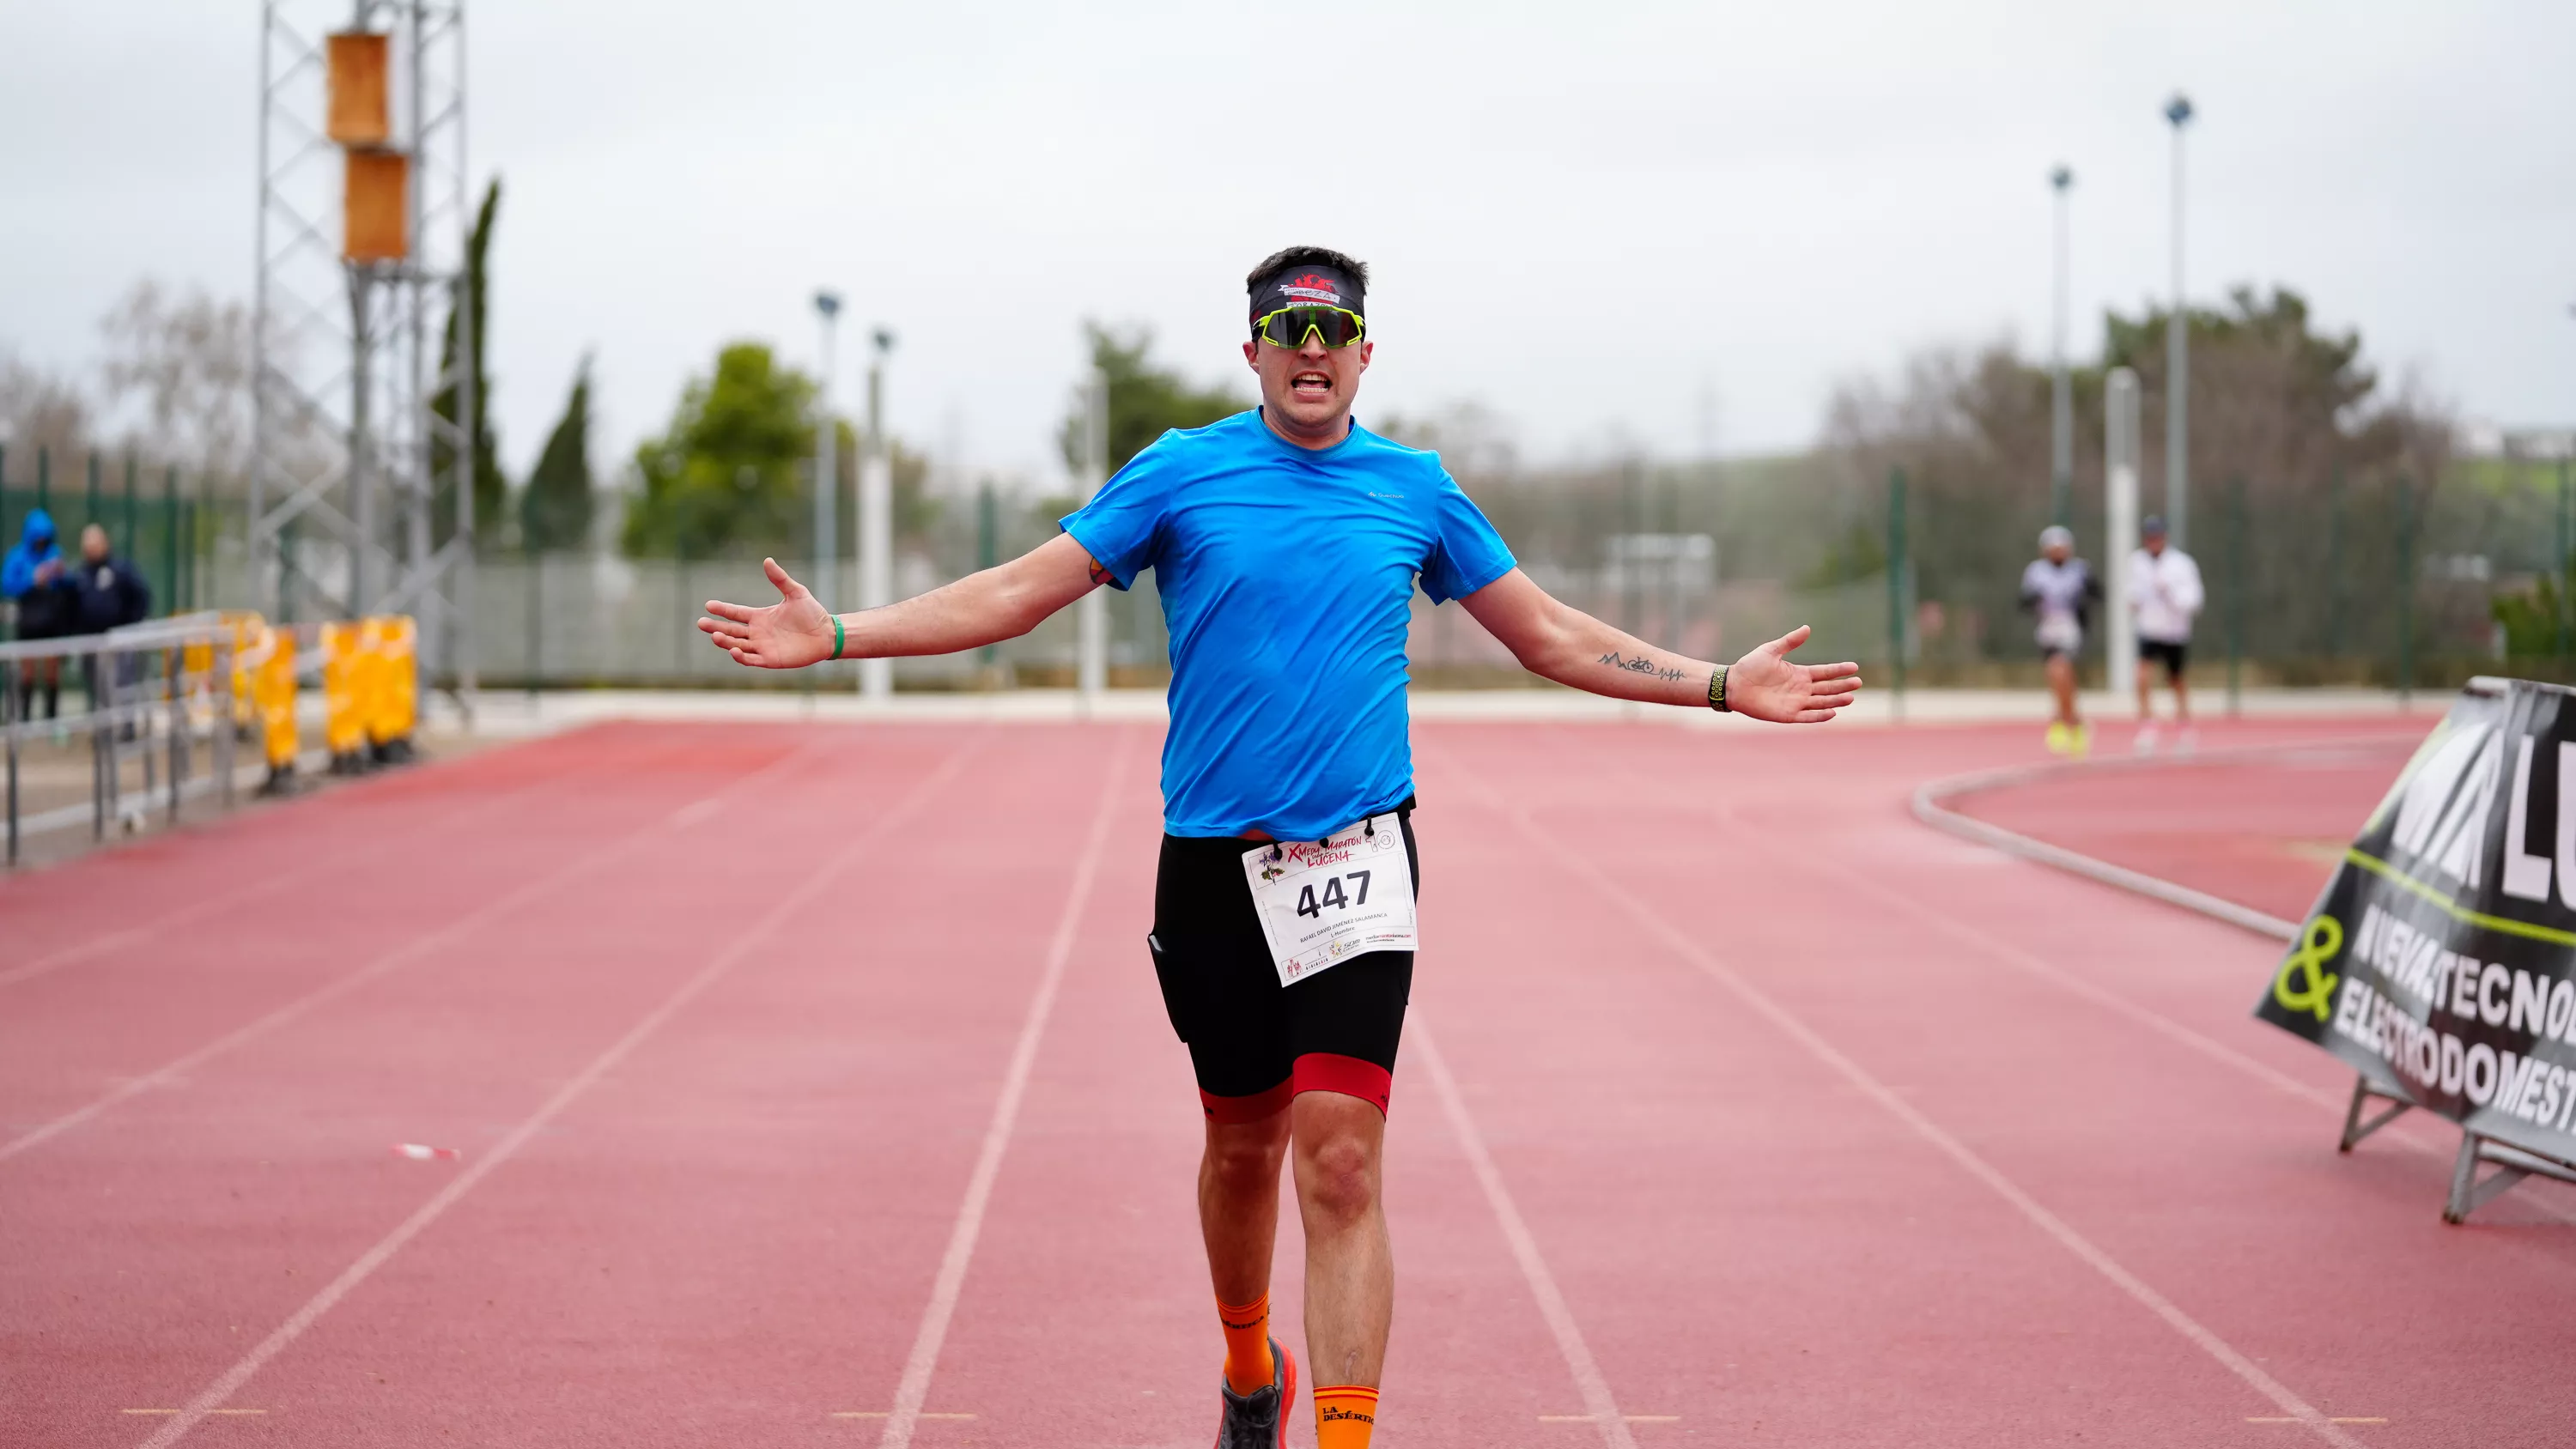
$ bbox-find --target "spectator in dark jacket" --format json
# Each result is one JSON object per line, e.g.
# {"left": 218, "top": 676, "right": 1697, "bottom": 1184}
{"left": 70, "top": 524, "right": 152, "bottom": 727}
{"left": 3, "top": 508, "right": 70, "bottom": 720}
{"left": 70, "top": 524, "right": 152, "bottom": 634}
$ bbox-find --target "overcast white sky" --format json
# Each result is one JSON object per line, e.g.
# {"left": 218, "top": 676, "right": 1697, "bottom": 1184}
{"left": 3, "top": 2, "right": 2570, "bottom": 489}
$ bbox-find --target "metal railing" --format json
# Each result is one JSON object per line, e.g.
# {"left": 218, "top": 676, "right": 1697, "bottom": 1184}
{"left": 1, "top": 613, "right": 238, "bottom": 866}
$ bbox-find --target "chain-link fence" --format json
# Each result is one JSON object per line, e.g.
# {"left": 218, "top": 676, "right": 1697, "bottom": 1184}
{"left": 17, "top": 438, "right": 2570, "bottom": 696}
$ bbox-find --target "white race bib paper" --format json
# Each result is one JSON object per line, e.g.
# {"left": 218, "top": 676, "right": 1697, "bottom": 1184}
{"left": 1240, "top": 813, "right": 1417, "bottom": 987}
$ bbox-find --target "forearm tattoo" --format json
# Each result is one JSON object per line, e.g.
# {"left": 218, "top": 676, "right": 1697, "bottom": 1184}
{"left": 1598, "top": 651, "right": 1687, "bottom": 683}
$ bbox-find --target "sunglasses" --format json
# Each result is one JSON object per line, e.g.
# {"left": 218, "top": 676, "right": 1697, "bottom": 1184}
{"left": 1252, "top": 305, "right": 1366, "bottom": 349}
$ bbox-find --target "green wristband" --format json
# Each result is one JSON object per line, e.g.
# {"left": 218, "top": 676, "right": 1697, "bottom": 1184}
{"left": 830, "top": 614, "right": 846, "bottom": 661}
{"left": 1708, "top": 665, "right": 1730, "bottom": 712}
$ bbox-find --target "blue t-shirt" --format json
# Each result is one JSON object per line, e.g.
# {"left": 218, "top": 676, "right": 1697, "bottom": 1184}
{"left": 1061, "top": 409, "right": 1516, "bottom": 840}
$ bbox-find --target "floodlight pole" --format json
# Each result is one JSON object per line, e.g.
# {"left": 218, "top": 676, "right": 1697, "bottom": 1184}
{"left": 2105, "top": 367, "right": 2142, "bottom": 709}
{"left": 2165, "top": 93, "right": 2193, "bottom": 549}
{"left": 812, "top": 289, "right": 840, "bottom": 630}
{"left": 1076, "top": 365, "right": 1109, "bottom": 709}
{"left": 2050, "top": 164, "right": 2075, "bottom": 528}
{"left": 858, "top": 328, "right": 895, "bottom": 700}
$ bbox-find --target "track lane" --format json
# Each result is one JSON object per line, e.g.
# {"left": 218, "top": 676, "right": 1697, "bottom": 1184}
{"left": 0, "top": 728, "right": 973, "bottom": 1446}
{"left": 905, "top": 759, "right": 1640, "bottom": 1449}
{"left": 0, "top": 722, "right": 639, "bottom": 978}
{"left": 0, "top": 729, "right": 808, "bottom": 1158}
{"left": 1457, "top": 720, "right": 2576, "bottom": 1445}
{"left": 1416, "top": 729, "right": 2254, "bottom": 1446}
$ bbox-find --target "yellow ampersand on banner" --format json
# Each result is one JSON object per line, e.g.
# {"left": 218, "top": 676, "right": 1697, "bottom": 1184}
{"left": 2273, "top": 914, "right": 2344, "bottom": 1022}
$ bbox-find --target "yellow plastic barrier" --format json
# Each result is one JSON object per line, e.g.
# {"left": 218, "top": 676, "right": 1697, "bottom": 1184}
{"left": 252, "top": 624, "right": 297, "bottom": 775}
{"left": 320, "top": 621, "right": 368, "bottom": 767}
{"left": 319, "top": 614, "right": 417, "bottom": 770}
{"left": 204, "top": 610, "right": 266, "bottom": 733}
{"left": 368, "top": 615, "right": 417, "bottom": 750}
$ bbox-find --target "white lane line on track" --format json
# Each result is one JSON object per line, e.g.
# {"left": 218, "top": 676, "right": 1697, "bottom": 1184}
{"left": 1433, "top": 749, "right": 2367, "bottom": 1449}
{"left": 1415, "top": 1020, "right": 1637, "bottom": 1449}
{"left": 875, "top": 737, "right": 1133, "bottom": 1449}
{"left": 0, "top": 736, "right": 621, "bottom": 992}
{"left": 130, "top": 737, "right": 987, "bottom": 1449}
{"left": 1, "top": 742, "right": 817, "bottom": 1165}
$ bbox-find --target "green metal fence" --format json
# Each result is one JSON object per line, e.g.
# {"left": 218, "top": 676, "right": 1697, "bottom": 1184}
{"left": 0, "top": 446, "right": 227, "bottom": 636}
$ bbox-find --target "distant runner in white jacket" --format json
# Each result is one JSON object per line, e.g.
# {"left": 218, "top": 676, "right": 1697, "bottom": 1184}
{"left": 2129, "top": 515, "right": 2203, "bottom": 753}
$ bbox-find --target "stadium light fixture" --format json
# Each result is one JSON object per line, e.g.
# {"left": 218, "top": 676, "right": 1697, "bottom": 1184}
{"left": 814, "top": 290, "right": 841, "bottom": 638}
{"left": 2050, "top": 165, "right": 2075, "bottom": 528}
{"left": 859, "top": 327, "right": 897, "bottom": 700}
{"left": 2165, "top": 93, "right": 2193, "bottom": 549}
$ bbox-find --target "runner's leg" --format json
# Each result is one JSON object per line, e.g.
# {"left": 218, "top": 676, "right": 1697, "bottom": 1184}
{"left": 2046, "top": 651, "right": 2078, "bottom": 726}
{"left": 1154, "top": 832, "right": 1298, "bottom": 1399}
{"left": 1293, "top": 1090, "right": 1391, "bottom": 1385}
{"left": 1200, "top": 1109, "right": 1291, "bottom": 1391}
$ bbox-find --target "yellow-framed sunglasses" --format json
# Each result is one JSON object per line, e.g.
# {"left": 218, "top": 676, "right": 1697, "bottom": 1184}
{"left": 1252, "top": 305, "right": 1366, "bottom": 349}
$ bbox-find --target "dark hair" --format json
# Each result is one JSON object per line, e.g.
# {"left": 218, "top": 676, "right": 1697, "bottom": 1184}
{"left": 1246, "top": 246, "right": 1370, "bottom": 298}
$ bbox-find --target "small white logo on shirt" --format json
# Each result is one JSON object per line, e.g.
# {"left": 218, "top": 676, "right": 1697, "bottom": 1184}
{"left": 1368, "top": 492, "right": 1404, "bottom": 500}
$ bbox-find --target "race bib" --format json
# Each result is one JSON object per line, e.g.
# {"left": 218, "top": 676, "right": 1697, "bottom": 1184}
{"left": 1241, "top": 813, "right": 1417, "bottom": 987}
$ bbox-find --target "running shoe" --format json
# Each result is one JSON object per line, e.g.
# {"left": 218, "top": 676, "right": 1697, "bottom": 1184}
{"left": 2068, "top": 722, "right": 2092, "bottom": 760}
{"left": 2135, "top": 722, "right": 2160, "bottom": 755}
{"left": 2044, "top": 721, "right": 2070, "bottom": 755}
{"left": 1214, "top": 1337, "right": 1296, "bottom": 1449}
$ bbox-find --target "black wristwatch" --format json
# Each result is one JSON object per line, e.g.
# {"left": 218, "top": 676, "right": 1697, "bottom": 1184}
{"left": 1707, "top": 665, "right": 1730, "bottom": 713}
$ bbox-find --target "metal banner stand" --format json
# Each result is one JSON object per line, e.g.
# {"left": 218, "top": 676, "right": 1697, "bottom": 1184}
{"left": 2336, "top": 1073, "right": 2576, "bottom": 1222}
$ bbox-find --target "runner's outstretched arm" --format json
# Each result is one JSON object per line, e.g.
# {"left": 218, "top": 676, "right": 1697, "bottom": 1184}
{"left": 696, "top": 533, "right": 1103, "bottom": 670}
{"left": 1458, "top": 567, "right": 1862, "bottom": 723}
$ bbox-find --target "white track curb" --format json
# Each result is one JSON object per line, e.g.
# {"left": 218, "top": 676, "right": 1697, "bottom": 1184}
{"left": 1902, "top": 741, "right": 2421, "bottom": 944}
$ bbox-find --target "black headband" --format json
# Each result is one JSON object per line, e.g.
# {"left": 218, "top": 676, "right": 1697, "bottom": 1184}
{"left": 1250, "top": 264, "right": 1364, "bottom": 324}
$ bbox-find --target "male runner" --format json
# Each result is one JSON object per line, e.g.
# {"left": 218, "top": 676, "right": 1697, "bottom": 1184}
{"left": 2020, "top": 524, "right": 2099, "bottom": 758}
{"left": 699, "top": 246, "right": 1862, "bottom": 1447}
{"left": 2128, "top": 515, "right": 2202, "bottom": 754}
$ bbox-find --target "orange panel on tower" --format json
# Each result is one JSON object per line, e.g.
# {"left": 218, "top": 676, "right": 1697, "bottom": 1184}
{"left": 325, "top": 32, "right": 391, "bottom": 146}
{"left": 343, "top": 151, "right": 410, "bottom": 263}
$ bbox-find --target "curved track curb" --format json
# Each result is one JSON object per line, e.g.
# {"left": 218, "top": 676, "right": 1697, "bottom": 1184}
{"left": 1904, "top": 740, "right": 2427, "bottom": 944}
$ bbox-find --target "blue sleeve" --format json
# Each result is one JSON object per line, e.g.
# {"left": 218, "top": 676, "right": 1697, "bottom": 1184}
{"left": 1058, "top": 433, "right": 1181, "bottom": 591}
{"left": 0, "top": 549, "right": 28, "bottom": 599}
{"left": 1419, "top": 467, "right": 1516, "bottom": 604}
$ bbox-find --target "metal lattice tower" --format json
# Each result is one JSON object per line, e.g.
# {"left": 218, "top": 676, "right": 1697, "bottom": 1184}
{"left": 251, "top": 0, "right": 473, "bottom": 701}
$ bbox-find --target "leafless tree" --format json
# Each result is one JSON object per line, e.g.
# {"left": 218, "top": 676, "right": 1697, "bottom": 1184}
{"left": 0, "top": 353, "right": 94, "bottom": 472}
{"left": 96, "top": 280, "right": 255, "bottom": 493}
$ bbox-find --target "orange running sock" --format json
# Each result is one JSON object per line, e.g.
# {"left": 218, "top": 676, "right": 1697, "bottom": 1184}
{"left": 1315, "top": 1385, "right": 1378, "bottom": 1449}
{"left": 1218, "top": 1294, "right": 1275, "bottom": 1396}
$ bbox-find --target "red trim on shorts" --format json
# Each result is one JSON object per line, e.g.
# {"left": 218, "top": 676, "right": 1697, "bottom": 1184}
{"left": 1200, "top": 1079, "right": 1294, "bottom": 1124}
{"left": 1292, "top": 1052, "right": 1392, "bottom": 1115}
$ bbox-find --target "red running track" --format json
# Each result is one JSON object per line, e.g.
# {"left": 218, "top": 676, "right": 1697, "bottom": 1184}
{"left": 3, "top": 716, "right": 2570, "bottom": 1447}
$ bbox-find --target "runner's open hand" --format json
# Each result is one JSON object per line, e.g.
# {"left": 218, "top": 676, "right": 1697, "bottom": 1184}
{"left": 697, "top": 558, "right": 836, "bottom": 669}
{"left": 1727, "top": 626, "right": 1862, "bottom": 724}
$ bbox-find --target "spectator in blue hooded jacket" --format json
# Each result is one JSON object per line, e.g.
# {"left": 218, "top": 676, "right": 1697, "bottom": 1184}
{"left": 3, "top": 508, "right": 70, "bottom": 720}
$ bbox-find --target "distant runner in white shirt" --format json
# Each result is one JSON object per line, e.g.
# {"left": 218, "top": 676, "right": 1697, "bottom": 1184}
{"left": 2019, "top": 524, "right": 2100, "bottom": 757}
{"left": 2129, "top": 514, "right": 2204, "bottom": 754}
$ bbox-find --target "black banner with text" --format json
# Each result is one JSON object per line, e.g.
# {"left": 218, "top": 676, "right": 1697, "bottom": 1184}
{"left": 2257, "top": 680, "right": 2576, "bottom": 1165}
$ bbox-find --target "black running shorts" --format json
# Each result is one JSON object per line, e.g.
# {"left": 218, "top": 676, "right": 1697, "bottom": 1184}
{"left": 2141, "top": 639, "right": 2189, "bottom": 679}
{"left": 1147, "top": 803, "right": 1419, "bottom": 1122}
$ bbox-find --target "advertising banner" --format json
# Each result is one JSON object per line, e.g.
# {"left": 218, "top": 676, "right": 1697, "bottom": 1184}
{"left": 2257, "top": 680, "right": 2576, "bottom": 1168}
